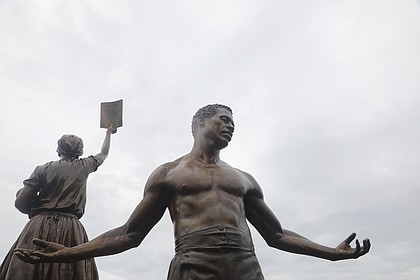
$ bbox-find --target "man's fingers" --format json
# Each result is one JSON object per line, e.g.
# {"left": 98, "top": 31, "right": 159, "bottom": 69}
{"left": 14, "top": 247, "right": 51, "bottom": 263}
{"left": 23, "top": 251, "right": 39, "bottom": 264}
{"left": 14, "top": 250, "right": 39, "bottom": 264}
{"left": 363, "top": 239, "right": 371, "bottom": 253}
{"left": 354, "top": 238, "right": 372, "bottom": 258}
{"left": 344, "top": 232, "right": 356, "bottom": 244}
{"left": 355, "top": 239, "right": 361, "bottom": 252}
{"left": 32, "top": 251, "right": 49, "bottom": 260}
{"left": 14, "top": 248, "right": 25, "bottom": 254}
{"left": 14, "top": 251, "right": 26, "bottom": 261}
{"left": 33, "top": 238, "right": 50, "bottom": 248}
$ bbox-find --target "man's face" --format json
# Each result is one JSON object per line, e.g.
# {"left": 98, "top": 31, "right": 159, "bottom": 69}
{"left": 201, "top": 108, "right": 235, "bottom": 150}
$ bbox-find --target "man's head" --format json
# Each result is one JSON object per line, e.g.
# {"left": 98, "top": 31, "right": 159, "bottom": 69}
{"left": 56, "top": 134, "right": 84, "bottom": 158}
{"left": 191, "top": 104, "right": 233, "bottom": 137}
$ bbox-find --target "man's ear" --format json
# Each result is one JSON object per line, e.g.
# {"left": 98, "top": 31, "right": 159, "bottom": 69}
{"left": 197, "top": 116, "right": 205, "bottom": 127}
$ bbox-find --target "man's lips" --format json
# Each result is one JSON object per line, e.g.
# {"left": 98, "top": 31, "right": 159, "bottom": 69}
{"left": 221, "top": 131, "right": 233, "bottom": 139}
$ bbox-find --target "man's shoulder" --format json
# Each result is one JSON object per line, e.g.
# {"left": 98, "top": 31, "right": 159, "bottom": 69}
{"left": 149, "top": 155, "right": 187, "bottom": 178}
{"left": 158, "top": 155, "right": 185, "bottom": 169}
{"left": 221, "top": 162, "right": 253, "bottom": 178}
{"left": 144, "top": 156, "right": 187, "bottom": 192}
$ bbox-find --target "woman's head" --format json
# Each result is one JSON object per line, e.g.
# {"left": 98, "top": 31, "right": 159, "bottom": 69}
{"left": 56, "top": 134, "right": 84, "bottom": 158}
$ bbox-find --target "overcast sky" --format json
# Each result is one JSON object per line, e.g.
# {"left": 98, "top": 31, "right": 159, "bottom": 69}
{"left": 1, "top": 1, "right": 420, "bottom": 279}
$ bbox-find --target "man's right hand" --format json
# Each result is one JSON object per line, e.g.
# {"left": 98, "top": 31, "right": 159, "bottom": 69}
{"left": 14, "top": 238, "right": 69, "bottom": 264}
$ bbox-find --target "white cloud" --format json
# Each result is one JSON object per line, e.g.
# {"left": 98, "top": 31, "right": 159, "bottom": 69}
{"left": 1, "top": 1, "right": 419, "bottom": 279}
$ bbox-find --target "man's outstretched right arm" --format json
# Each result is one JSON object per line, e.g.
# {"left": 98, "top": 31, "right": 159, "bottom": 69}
{"left": 15, "top": 165, "right": 172, "bottom": 263}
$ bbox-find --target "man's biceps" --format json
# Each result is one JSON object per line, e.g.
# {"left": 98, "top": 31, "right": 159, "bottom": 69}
{"left": 245, "top": 202, "right": 264, "bottom": 222}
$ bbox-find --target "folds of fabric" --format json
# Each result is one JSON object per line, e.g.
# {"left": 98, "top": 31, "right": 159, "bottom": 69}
{"left": 0, "top": 212, "right": 99, "bottom": 280}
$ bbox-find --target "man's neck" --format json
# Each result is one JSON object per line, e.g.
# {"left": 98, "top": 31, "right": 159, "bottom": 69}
{"left": 190, "top": 140, "right": 221, "bottom": 164}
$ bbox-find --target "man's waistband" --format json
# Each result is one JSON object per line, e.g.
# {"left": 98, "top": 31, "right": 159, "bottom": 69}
{"left": 175, "top": 225, "right": 254, "bottom": 254}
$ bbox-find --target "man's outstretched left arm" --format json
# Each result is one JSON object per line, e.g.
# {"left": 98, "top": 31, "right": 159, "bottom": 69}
{"left": 244, "top": 177, "right": 371, "bottom": 261}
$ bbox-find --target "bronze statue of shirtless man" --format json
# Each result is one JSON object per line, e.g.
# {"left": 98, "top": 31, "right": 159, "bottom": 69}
{"left": 15, "top": 104, "right": 371, "bottom": 279}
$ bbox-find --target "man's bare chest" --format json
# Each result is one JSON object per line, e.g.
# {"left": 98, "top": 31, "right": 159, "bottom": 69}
{"left": 166, "top": 163, "right": 250, "bottom": 197}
